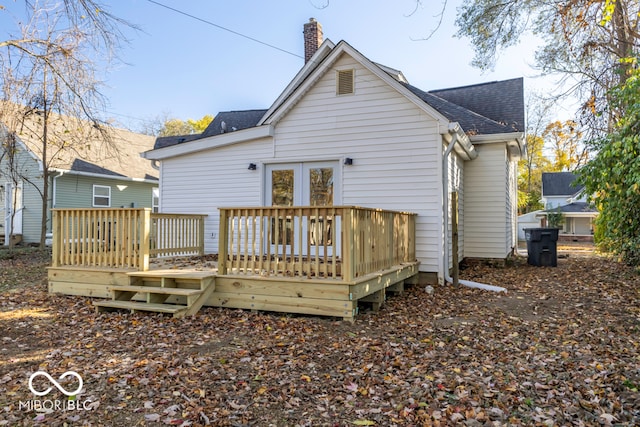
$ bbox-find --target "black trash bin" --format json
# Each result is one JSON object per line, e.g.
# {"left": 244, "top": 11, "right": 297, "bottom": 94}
{"left": 524, "top": 228, "right": 559, "bottom": 267}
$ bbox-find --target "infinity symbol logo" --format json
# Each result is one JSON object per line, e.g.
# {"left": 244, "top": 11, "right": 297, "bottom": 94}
{"left": 28, "top": 371, "right": 83, "bottom": 397}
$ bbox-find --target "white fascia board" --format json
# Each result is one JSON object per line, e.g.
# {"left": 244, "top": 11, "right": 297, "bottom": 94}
{"left": 142, "top": 125, "right": 275, "bottom": 161}
{"left": 470, "top": 132, "right": 525, "bottom": 160}
{"left": 258, "top": 40, "right": 336, "bottom": 126}
{"left": 49, "top": 167, "right": 159, "bottom": 184}
{"left": 262, "top": 40, "right": 450, "bottom": 129}
{"left": 470, "top": 132, "right": 524, "bottom": 143}
{"left": 539, "top": 211, "right": 598, "bottom": 218}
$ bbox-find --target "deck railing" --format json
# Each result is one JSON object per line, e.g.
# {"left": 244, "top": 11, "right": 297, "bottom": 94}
{"left": 218, "top": 206, "right": 416, "bottom": 281}
{"left": 51, "top": 208, "right": 206, "bottom": 270}
{"left": 150, "top": 213, "right": 206, "bottom": 258}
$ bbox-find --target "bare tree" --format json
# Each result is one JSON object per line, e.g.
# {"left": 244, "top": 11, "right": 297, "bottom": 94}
{"left": 0, "top": 1, "right": 133, "bottom": 247}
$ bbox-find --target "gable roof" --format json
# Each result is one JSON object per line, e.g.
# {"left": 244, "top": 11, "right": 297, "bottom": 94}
{"left": 542, "top": 172, "right": 584, "bottom": 197}
{"left": 149, "top": 40, "right": 524, "bottom": 154}
{"left": 259, "top": 40, "right": 452, "bottom": 129}
{"left": 3, "top": 106, "right": 158, "bottom": 181}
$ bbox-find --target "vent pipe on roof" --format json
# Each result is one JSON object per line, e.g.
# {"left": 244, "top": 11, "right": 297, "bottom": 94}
{"left": 303, "top": 18, "right": 323, "bottom": 63}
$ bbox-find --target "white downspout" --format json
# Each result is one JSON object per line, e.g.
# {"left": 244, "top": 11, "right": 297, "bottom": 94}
{"left": 52, "top": 170, "right": 64, "bottom": 209}
{"left": 442, "top": 123, "right": 507, "bottom": 293}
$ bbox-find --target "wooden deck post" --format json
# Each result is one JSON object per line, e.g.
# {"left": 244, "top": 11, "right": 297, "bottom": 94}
{"left": 342, "top": 207, "right": 355, "bottom": 281}
{"left": 139, "top": 209, "right": 151, "bottom": 271}
{"left": 51, "top": 210, "right": 60, "bottom": 267}
{"left": 218, "top": 209, "right": 229, "bottom": 275}
{"left": 198, "top": 215, "right": 205, "bottom": 256}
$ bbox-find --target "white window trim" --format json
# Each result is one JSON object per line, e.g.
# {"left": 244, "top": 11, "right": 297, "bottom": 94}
{"left": 152, "top": 187, "right": 160, "bottom": 213}
{"left": 92, "top": 184, "right": 111, "bottom": 207}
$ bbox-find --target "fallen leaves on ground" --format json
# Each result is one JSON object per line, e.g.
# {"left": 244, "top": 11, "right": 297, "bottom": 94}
{"left": 0, "top": 250, "right": 639, "bottom": 426}
{"left": 0, "top": 248, "right": 50, "bottom": 293}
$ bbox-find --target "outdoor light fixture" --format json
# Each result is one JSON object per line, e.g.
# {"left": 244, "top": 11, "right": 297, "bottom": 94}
{"left": 248, "top": 163, "right": 257, "bottom": 170}
{"left": 344, "top": 157, "right": 353, "bottom": 166}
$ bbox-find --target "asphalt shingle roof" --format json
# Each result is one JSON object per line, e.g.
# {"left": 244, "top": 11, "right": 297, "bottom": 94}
{"left": 154, "top": 134, "right": 202, "bottom": 150}
{"left": 201, "top": 110, "right": 268, "bottom": 138}
{"left": 542, "top": 172, "right": 584, "bottom": 197}
{"left": 153, "top": 110, "right": 268, "bottom": 150}
{"left": 402, "top": 83, "right": 516, "bottom": 135}
{"left": 558, "top": 202, "right": 597, "bottom": 213}
{"left": 6, "top": 105, "right": 158, "bottom": 180}
{"left": 429, "top": 78, "right": 525, "bottom": 132}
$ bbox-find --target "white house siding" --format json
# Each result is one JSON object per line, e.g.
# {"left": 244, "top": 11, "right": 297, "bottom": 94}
{"left": 445, "top": 150, "right": 465, "bottom": 270}
{"left": 273, "top": 53, "right": 445, "bottom": 273}
{"left": 159, "top": 137, "right": 273, "bottom": 254}
{"left": 505, "top": 156, "right": 518, "bottom": 255}
{"left": 463, "top": 143, "right": 511, "bottom": 258}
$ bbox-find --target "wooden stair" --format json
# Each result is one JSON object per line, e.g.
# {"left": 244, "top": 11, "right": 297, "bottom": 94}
{"left": 94, "top": 270, "right": 216, "bottom": 317}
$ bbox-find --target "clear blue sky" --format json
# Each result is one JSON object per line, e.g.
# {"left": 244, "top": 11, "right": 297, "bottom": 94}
{"left": 4, "top": 0, "right": 565, "bottom": 131}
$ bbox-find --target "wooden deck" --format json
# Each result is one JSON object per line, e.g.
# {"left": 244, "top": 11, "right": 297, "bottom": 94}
{"left": 50, "top": 261, "right": 418, "bottom": 320}
{"left": 48, "top": 206, "right": 419, "bottom": 320}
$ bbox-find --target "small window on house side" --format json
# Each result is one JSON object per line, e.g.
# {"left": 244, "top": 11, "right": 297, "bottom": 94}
{"left": 152, "top": 187, "right": 159, "bottom": 213}
{"left": 336, "top": 69, "right": 354, "bottom": 95}
{"left": 93, "top": 185, "right": 111, "bottom": 207}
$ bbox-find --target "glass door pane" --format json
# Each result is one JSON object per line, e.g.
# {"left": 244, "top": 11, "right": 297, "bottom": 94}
{"left": 269, "top": 168, "right": 295, "bottom": 245}
{"left": 271, "top": 169, "right": 294, "bottom": 207}
{"left": 309, "top": 167, "right": 333, "bottom": 206}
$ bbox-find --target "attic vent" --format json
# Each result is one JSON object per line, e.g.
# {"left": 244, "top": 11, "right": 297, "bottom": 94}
{"left": 336, "top": 69, "right": 354, "bottom": 95}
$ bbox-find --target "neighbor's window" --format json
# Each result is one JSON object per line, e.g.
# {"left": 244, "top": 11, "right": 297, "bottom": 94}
{"left": 336, "top": 69, "right": 354, "bottom": 95}
{"left": 93, "top": 185, "right": 111, "bottom": 207}
{"left": 152, "top": 187, "right": 160, "bottom": 213}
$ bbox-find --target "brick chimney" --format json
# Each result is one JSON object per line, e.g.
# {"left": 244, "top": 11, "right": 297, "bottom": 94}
{"left": 303, "top": 18, "right": 323, "bottom": 63}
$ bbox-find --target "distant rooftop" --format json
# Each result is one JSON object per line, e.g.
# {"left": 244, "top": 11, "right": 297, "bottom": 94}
{"left": 542, "top": 172, "right": 584, "bottom": 197}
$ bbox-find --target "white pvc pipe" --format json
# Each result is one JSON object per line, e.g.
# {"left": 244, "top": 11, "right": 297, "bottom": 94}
{"left": 442, "top": 123, "right": 507, "bottom": 293}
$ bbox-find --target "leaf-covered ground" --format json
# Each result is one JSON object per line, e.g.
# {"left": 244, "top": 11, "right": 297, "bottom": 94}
{"left": 1, "top": 248, "right": 639, "bottom": 426}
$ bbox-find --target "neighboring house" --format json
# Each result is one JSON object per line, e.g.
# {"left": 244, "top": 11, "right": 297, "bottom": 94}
{"left": 517, "top": 210, "right": 543, "bottom": 241}
{"left": 541, "top": 172, "right": 598, "bottom": 236}
{"left": 0, "top": 109, "right": 158, "bottom": 245}
{"left": 142, "top": 22, "right": 525, "bottom": 284}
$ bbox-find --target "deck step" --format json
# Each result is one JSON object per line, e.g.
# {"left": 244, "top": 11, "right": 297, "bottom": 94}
{"left": 108, "top": 285, "right": 202, "bottom": 297}
{"left": 94, "top": 300, "right": 188, "bottom": 316}
{"left": 95, "top": 271, "right": 216, "bottom": 318}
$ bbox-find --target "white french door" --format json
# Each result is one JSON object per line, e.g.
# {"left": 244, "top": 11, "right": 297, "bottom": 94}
{"left": 265, "top": 161, "right": 340, "bottom": 256}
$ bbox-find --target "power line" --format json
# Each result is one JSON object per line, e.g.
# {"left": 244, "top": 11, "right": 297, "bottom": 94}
{"left": 145, "top": 0, "right": 303, "bottom": 59}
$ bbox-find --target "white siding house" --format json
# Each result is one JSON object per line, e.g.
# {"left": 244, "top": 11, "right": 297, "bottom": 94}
{"left": 144, "top": 39, "right": 525, "bottom": 283}
{"left": 540, "top": 172, "right": 598, "bottom": 237}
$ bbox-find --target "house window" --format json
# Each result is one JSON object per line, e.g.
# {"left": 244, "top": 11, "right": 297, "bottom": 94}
{"left": 93, "top": 185, "right": 111, "bottom": 207}
{"left": 336, "top": 69, "right": 354, "bottom": 95}
{"left": 152, "top": 187, "right": 159, "bottom": 213}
